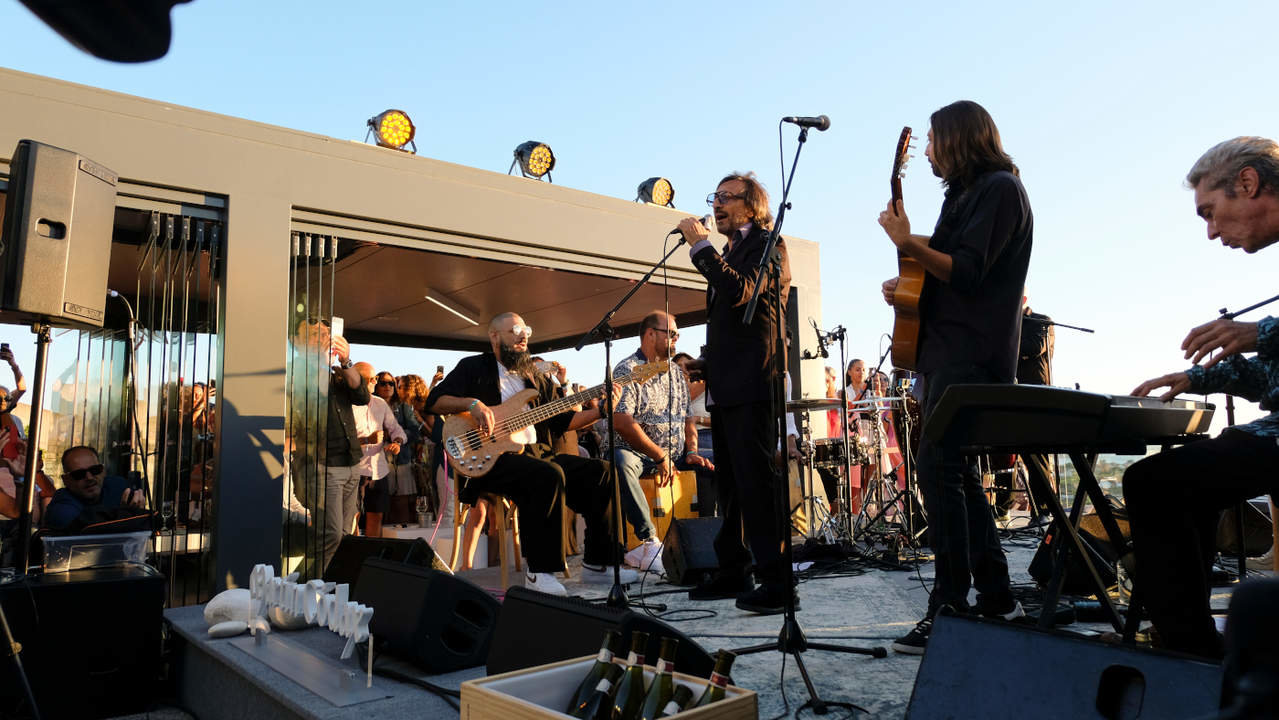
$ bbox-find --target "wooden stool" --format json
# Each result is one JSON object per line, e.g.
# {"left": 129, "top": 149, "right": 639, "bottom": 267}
{"left": 451, "top": 489, "right": 522, "bottom": 590}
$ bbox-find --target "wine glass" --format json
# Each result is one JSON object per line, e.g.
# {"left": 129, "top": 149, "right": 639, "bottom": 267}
{"left": 160, "top": 500, "right": 175, "bottom": 530}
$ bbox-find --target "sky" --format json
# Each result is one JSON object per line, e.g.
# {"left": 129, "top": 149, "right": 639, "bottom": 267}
{"left": 1, "top": 0, "right": 1277, "bottom": 434}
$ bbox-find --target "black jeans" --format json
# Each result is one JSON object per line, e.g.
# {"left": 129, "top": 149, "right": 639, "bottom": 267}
{"left": 1123, "top": 428, "right": 1279, "bottom": 656}
{"left": 710, "top": 401, "right": 784, "bottom": 585}
{"left": 917, "top": 365, "right": 1014, "bottom": 614}
{"left": 462, "top": 445, "right": 616, "bottom": 573}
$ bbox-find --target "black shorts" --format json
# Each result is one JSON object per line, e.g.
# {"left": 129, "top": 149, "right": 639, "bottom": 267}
{"left": 363, "top": 475, "right": 390, "bottom": 514}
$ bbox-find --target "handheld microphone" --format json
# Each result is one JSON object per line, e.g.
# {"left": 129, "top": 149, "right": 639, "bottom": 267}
{"left": 672, "top": 214, "right": 716, "bottom": 246}
{"left": 810, "top": 318, "right": 829, "bottom": 359}
{"left": 782, "top": 115, "right": 831, "bottom": 131}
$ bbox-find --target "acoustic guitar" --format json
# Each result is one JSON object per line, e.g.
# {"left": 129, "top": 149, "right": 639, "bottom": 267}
{"left": 441, "top": 360, "right": 669, "bottom": 477}
{"left": 889, "top": 126, "right": 925, "bottom": 371}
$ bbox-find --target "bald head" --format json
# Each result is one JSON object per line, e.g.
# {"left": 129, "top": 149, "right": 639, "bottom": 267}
{"left": 352, "top": 362, "right": 375, "bottom": 383}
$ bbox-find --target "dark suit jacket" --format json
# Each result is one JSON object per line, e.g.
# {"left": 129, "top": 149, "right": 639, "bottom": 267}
{"left": 691, "top": 224, "right": 791, "bottom": 407}
{"left": 425, "top": 353, "right": 573, "bottom": 446}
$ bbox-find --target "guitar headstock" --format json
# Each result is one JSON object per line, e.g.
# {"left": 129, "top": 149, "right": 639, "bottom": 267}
{"left": 624, "top": 361, "right": 671, "bottom": 385}
{"left": 890, "top": 126, "right": 913, "bottom": 208}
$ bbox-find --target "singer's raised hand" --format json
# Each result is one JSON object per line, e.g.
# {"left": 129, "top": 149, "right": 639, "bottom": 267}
{"left": 678, "top": 216, "right": 711, "bottom": 245}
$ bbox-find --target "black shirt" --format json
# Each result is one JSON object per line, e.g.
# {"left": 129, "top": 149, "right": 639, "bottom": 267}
{"left": 917, "top": 170, "right": 1033, "bottom": 381}
{"left": 326, "top": 370, "right": 370, "bottom": 467}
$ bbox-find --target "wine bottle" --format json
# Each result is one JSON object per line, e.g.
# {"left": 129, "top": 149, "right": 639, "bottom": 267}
{"left": 566, "top": 630, "right": 622, "bottom": 714}
{"left": 637, "top": 636, "right": 679, "bottom": 720}
{"left": 611, "top": 630, "right": 649, "bottom": 720}
{"left": 573, "top": 664, "right": 624, "bottom": 720}
{"left": 693, "top": 650, "right": 735, "bottom": 707}
{"left": 655, "top": 686, "right": 694, "bottom": 718}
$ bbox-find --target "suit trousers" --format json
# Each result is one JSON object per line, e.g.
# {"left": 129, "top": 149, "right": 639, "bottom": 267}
{"left": 710, "top": 401, "right": 784, "bottom": 585}
{"left": 1123, "top": 428, "right": 1279, "bottom": 657}
{"left": 462, "top": 446, "right": 615, "bottom": 573}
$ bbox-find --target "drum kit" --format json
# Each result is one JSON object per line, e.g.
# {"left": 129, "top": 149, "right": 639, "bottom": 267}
{"left": 786, "top": 382, "right": 926, "bottom": 552}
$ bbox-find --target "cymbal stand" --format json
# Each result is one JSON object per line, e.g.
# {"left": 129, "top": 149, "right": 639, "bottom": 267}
{"left": 790, "top": 413, "right": 835, "bottom": 544}
{"left": 851, "top": 397, "right": 924, "bottom": 553}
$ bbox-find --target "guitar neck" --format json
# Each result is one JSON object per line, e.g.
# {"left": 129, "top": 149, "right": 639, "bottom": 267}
{"left": 494, "top": 369, "right": 645, "bottom": 434}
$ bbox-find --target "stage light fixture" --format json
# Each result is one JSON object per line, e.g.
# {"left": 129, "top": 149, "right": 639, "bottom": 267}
{"left": 636, "top": 177, "right": 674, "bottom": 207}
{"left": 366, "top": 109, "right": 416, "bottom": 153}
{"left": 509, "top": 141, "right": 555, "bottom": 181}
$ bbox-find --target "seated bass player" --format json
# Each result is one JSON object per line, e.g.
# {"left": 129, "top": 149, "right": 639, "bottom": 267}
{"left": 426, "top": 311, "right": 630, "bottom": 595}
{"left": 1124, "top": 136, "right": 1279, "bottom": 659}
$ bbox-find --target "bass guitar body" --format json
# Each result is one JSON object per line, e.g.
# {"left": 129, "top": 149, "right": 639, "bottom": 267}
{"left": 442, "top": 388, "right": 538, "bottom": 478}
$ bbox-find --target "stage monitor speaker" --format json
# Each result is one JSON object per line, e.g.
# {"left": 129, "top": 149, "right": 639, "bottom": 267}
{"left": 0, "top": 139, "right": 116, "bottom": 328}
{"left": 906, "top": 613, "right": 1222, "bottom": 720}
{"left": 0, "top": 564, "right": 164, "bottom": 719}
{"left": 354, "top": 557, "right": 499, "bottom": 673}
{"left": 487, "top": 587, "right": 714, "bottom": 678}
{"left": 323, "top": 535, "right": 449, "bottom": 596}
{"left": 661, "top": 516, "right": 721, "bottom": 587}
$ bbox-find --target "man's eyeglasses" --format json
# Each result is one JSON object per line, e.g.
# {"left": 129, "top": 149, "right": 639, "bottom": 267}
{"left": 509, "top": 325, "right": 533, "bottom": 339}
{"left": 706, "top": 191, "right": 745, "bottom": 206}
{"left": 66, "top": 464, "right": 104, "bottom": 482}
{"left": 650, "top": 327, "right": 679, "bottom": 341}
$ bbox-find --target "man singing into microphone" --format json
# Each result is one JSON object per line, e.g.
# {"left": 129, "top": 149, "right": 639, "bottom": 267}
{"left": 677, "top": 172, "right": 794, "bottom": 614}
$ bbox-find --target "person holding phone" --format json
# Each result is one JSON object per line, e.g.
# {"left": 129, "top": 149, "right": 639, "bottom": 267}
{"left": 316, "top": 323, "right": 370, "bottom": 571}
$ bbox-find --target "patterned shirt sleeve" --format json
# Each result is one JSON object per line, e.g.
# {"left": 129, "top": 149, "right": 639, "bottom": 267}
{"left": 1186, "top": 353, "right": 1271, "bottom": 404}
{"left": 1256, "top": 316, "right": 1279, "bottom": 361}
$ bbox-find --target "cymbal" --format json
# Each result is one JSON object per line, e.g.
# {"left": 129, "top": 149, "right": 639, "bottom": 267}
{"left": 786, "top": 398, "right": 843, "bottom": 411}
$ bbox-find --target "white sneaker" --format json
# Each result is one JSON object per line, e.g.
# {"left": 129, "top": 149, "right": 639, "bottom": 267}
{"left": 524, "top": 572, "right": 568, "bottom": 596}
{"left": 580, "top": 564, "right": 639, "bottom": 584}
{"left": 624, "top": 540, "right": 666, "bottom": 575}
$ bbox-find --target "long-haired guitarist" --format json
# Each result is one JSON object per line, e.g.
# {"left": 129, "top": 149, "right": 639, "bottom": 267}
{"left": 877, "top": 100, "right": 1034, "bottom": 654}
{"left": 425, "top": 311, "right": 625, "bottom": 596}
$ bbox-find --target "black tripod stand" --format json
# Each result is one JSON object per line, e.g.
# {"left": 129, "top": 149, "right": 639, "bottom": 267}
{"left": 730, "top": 123, "right": 885, "bottom": 717}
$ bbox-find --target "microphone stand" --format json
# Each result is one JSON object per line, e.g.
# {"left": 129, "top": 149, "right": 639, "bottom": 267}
{"left": 573, "top": 238, "right": 688, "bottom": 611}
{"left": 734, "top": 124, "right": 884, "bottom": 717}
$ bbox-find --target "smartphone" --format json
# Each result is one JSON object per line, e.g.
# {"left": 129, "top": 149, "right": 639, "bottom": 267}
{"left": 436, "top": 364, "right": 444, "bottom": 374}
{"left": 330, "top": 316, "right": 345, "bottom": 360}
{"left": 0, "top": 343, "right": 9, "bottom": 353}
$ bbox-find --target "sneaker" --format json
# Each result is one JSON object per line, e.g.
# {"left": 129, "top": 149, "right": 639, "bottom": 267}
{"left": 734, "top": 583, "right": 799, "bottom": 615}
{"left": 688, "top": 572, "right": 754, "bottom": 601}
{"left": 891, "top": 616, "right": 933, "bottom": 655}
{"left": 580, "top": 564, "right": 639, "bottom": 585}
{"left": 525, "top": 572, "right": 567, "bottom": 596}
{"left": 973, "top": 594, "right": 1025, "bottom": 621}
{"left": 624, "top": 540, "right": 666, "bottom": 575}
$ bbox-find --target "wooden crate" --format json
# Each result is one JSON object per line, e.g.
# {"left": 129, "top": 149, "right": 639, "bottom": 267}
{"left": 461, "top": 655, "right": 757, "bottom": 720}
{"left": 627, "top": 470, "right": 697, "bottom": 551}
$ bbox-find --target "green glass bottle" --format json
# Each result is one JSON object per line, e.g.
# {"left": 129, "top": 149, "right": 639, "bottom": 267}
{"left": 566, "top": 630, "right": 622, "bottom": 714}
{"left": 637, "top": 636, "right": 679, "bottom": 720}
{"left": 611, "top": 630, "right": 649, "bottom": 720}
{"left": 693, "top": 649, "right": 735, "bottom": 707}
{"left": 655, "top": 686, "right": 694, "bottom": 718}
{"left": 574, "top": 664, "right": 624, "bottom": 720}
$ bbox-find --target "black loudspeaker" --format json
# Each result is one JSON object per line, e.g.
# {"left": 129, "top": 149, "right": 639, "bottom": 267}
{"left": 353, "top": 557, "right": 499, "bottom": 673}
{"left": 487, "top": 587, "right": 714, "bottom": 678}
{"left": 661, "top": 516, "right": 722, "bottom": 586}
{"left": 906, "top": 614, "right": 1222, "bottom": 719}
{"left": 323, "top": 535, "right": 449, "bottom": 596}
{"left": 1029, "top": 511, "right": 1130, "bottom": 595}
{"left": 0, "top": 139, "right": 117, "bottom": 328}
{"left": 0, "top": 565, "right": 165, "bottom": 719}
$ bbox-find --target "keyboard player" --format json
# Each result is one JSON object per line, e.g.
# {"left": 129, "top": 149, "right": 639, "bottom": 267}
{"left": 1124, "top": 136, "right": 1279, "bottom": 659}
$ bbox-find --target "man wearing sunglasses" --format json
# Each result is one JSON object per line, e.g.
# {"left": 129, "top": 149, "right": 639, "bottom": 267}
{"left": 612, "top": 311, "right": 713, "bottom": 575}
{"left": 44, "top": 446, "right": 145, "bottom": 533}
{"left": 427, "top": 311, "right": 624, "bottom": 596}
{"left": 353, "top": 363, "right": 406, "bottom": 539}
{"left": 677, "top": 172, "right": 794, "bottom": 614}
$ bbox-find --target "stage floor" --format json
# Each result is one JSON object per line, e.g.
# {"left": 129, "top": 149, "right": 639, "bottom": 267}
{"left": 135, "top": 513, "right": 1247, "bottom": 720}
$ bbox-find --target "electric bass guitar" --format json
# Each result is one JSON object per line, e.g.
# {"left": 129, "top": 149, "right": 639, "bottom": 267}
{"left": 442, "top": 360, "right": 670, "bottom": 477}
{"left": 889, "top": 126, "right": 925, "bottom": 371}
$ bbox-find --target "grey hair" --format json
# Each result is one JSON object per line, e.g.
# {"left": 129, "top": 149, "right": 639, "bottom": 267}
{"left": 1186, "top": 136, "right": 1279, "bottom": 196}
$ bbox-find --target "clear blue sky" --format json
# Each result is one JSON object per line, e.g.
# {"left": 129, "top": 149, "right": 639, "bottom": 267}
{"left": 2, "top": 0, "right": 1277, "bottom": 432}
